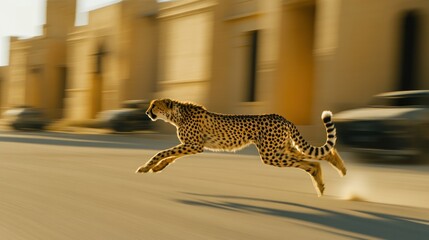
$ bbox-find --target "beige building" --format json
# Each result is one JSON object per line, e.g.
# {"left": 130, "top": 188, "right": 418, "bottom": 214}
{"left": 2, "top": 0, "right": 429, "bottom": 130}
{"left": 2, "top": 0, "right": 76, "bottom": 119}
{"left": 64, "top": 0, "right": 158, "bottom": 120}
{"left": 155, "top": 0, "right": 429, "bottom": 126}
{"left": 312, "top": 0, "right": 429, "bottom": 120}
{"left": 208, "top": 0, "right": 429, "bottom": 124}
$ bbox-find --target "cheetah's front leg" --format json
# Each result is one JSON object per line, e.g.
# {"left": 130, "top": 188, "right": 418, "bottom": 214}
{"left": 135, "top": 144, "right": 203, "bottom": 173}
{"left": 151, "top": 156, "right": 178, "bottom": 172}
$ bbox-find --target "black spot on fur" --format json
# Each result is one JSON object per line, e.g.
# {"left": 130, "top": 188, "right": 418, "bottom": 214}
{"left": 323, "top": 115, "right": 331, "bottom": 123}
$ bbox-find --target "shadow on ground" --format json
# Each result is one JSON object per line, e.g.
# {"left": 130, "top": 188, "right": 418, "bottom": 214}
{"left": 175, "top": 193, "right": 429, "bottom": 240}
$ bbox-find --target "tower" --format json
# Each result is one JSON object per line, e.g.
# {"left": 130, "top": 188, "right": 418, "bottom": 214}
{"left": 45, "top": 0, "right": 77, "bottom": 38}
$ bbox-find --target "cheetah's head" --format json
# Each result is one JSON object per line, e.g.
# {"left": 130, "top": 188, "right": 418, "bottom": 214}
{"left": 146, "top": 98, "right": 177, "bottom": 123}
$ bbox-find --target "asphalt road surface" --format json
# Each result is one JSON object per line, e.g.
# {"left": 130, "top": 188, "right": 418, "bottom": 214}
{"left": 1, "top": 129, "right": 428, "bottom": 240}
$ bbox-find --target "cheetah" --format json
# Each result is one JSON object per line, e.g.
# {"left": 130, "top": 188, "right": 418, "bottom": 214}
{"left": 136, "top": 99, "right": 347, "bottom": 196}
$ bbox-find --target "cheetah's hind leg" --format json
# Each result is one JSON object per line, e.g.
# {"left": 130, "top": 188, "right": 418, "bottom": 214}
{"left": 323, "top": 149, "right": 347, "bottom": 177}
{"left": 291, "top": 160, "right": 325, "bottom": 197}
{"left": 308, "top": 162, "right": 325, "bottom": 197}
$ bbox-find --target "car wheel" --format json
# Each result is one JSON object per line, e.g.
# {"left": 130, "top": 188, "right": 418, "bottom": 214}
{"left": 416, "top": 124, "right": 429, "bottom": 164}
{"left": 12, "top": 123, "right": 22, "bottom": 130}
{"left": 417, "top": 140, "right": 429, "bottom": 164}
{"left": 35, "top": 124, "right": 45, "bottom": 130}
{"left": 112, "top": 122, "right": 133, "bottom": 132}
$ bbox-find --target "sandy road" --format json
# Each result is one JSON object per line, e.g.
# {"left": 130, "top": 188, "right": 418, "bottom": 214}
{"left": 1, "top": 130, "right": 428, "bottom": 239}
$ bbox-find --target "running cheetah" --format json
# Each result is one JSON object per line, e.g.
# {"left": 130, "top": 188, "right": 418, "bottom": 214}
{"left": 136, "top": 99, "right": 347, "bottom": 196}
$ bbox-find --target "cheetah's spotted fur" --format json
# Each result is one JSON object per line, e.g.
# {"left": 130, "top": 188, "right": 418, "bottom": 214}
{"left": 136, "top": 99, "right": 347, "bottom": 196}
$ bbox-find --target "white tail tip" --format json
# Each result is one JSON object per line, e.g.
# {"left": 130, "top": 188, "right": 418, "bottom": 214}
{"left": 321, "top": 111, "right": 333, "bottom": 120}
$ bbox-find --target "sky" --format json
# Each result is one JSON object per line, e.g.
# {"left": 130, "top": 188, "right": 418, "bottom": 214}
{"left": 0, "top": 0, "right": 122, "bottom": 66}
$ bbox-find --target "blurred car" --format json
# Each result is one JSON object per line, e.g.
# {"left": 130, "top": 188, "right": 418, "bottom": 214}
{"left": 2, "top": 106, "right": 50, "bottom": 130}
{"left": 334, "top": 90, "right": 429, "bottom": 162}
{"left": 97, "top": 100, "right": 153, "bottom": 132}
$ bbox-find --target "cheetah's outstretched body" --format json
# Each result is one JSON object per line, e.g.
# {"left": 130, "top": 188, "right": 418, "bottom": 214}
{"left": 136, "top": 99, "right": 347, "bottom": 196}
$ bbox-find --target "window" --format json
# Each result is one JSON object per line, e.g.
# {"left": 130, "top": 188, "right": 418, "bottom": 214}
{"left": 245, "top": 30, "right": 259, "bottom": 102}
{"left": 398, "top": 11, "right": 420, "bottom": 90}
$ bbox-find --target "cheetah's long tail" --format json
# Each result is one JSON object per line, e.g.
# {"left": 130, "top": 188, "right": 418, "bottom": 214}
{"left": 290, "top": 111, "right": 337, "bottom": 159}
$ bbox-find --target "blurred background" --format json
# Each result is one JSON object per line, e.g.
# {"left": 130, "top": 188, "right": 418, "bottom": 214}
{"left": 1, "top": 2, "right": 429, "bottom": 239}
{"left": 0, "top": 0, "right": 429, "bottom": 162}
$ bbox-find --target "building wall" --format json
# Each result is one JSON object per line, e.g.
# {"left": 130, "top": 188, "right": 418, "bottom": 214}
{"left": 88, "top": 4, "right": 123, "bottom": 114}
{"left": 64, "top": 0, "right": 159, "bottom": 120}
{"left": 6, "top": 39, "right": 29, "bottom": 108}
{"left": 314, "top": 0, "right": 429, "bottom": 121}
{"left": 0, "top": 66, "right": 7, "bottom": 114}
{"left": 2, "top": 0, "right": 75, "bottom": 119}
{"left": 157, "top": 0, "right": 429, "bottom": 126}
{"left": 66, "top": 3, "right": 127, "bottom": 120}
{"left": 156, "top": 0, "right": 216, "bottom": 106}
{"left": 209, "top": 0, "right": 429, "bottom": 127}
{"left": 64, "top": 28, "right": 92, "bottom": 120}
{"left": 209, "top": 0, "right": 317, "bottom": 122}
{"left": 209, "top": 0, "right": 275, "bottom": 115}
{"left": 276, "top": 1, "right": 316, "bottom": 124}
{"left": 121, "top": 0, "right": 158, "bottom": 102}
